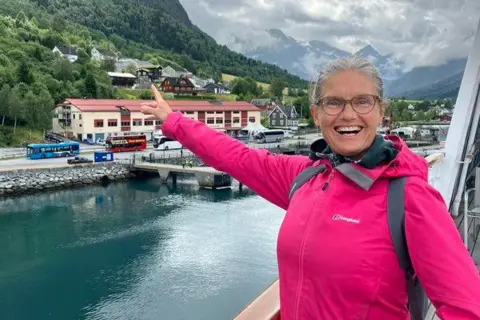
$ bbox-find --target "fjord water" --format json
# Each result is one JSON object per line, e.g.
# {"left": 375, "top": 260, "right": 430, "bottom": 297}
{"left": 0, "top": 178, "right": 284, "bottom": 320}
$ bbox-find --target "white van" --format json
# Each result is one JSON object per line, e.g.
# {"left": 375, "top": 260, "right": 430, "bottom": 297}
{"left": 154, "top": 136, "right": 183, "bottom": 150}
{"left": 254, "top": 130, "right": 285, "bottom": 143}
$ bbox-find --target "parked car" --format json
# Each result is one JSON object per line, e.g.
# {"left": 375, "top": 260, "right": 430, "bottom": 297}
{"left": 82, "top": 139, "right": 95, "bottom": 145}
{"left": 67, "top": 156, "right": 93, "bottom": 164}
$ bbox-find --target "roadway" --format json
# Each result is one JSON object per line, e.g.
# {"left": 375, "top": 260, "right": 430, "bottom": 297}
{"left": 0, "top": 135, "right": 322, "bottom": 171}
{"left": 0, "top": 144, "right": 107, "bottom": 159}
{"left": 0, "top": 149, "right": 150, "bottom": 171}
{"left": 0, "top": 133, "right": 444, "bottom": 171}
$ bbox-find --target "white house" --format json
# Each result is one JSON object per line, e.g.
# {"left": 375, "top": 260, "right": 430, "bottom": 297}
{"left": 91, "top": 47, "right": 118, "bottom": 62}
{"left": 52, "top": 45, "right": 78, "bottom": 62}
{"left": 162, "top": 65, "right": 188, "bottom": 78}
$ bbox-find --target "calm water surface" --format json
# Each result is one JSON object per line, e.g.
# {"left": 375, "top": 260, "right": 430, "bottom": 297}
{"left": 0, "top": 178, "right": 284, "bottom": 320}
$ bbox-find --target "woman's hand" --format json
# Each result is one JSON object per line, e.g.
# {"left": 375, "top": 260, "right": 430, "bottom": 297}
{"left": 140, "top": 85, "right": 173, "bottom": 121}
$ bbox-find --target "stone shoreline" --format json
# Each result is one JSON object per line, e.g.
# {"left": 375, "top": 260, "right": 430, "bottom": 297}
{"left": 0, "top": 163, "right": 138, "bottom": 197}
{"left": 0, "top": 154, "right": 208, "bottom": 197}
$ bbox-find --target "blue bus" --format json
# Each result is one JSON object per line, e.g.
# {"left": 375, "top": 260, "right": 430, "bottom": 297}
{"left": 26, "top": 142, "right": 81, "bottom": 160}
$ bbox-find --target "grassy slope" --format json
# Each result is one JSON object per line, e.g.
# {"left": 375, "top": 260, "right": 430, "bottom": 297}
{"left": 221, "top": 73, "right": 289, "bottom": 95}
{"left": 0, "top": 126, "right": 44, "bottom": 147}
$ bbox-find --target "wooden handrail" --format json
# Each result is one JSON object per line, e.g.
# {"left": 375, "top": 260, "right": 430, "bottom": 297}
{"left": 233, "top": 152, "right": 445, "bottom": 320}
{"left": 425, "top": 152, "right": 445, "bottom": 167}
{"left": 233, "top": 280, "right": 281, "bottom": 320}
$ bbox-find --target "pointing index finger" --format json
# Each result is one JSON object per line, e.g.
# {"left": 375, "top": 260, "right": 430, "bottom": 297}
{"left": 151, "top": 84, "right": 164, "bottom": 103}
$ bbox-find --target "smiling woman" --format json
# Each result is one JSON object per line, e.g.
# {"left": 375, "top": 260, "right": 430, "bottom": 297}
{"left": 140, "top": 56, "right": 480, "bottom": 319}
{"left": 309, "top": 55, "right": 386, "bottom": 158}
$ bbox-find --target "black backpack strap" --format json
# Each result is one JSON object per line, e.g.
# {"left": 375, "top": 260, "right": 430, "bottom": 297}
{"left": 388, "top": 177, "right": 427, "bottom": 320}
{"left": 289, "top": 165, "right": 327, "bottom": 200}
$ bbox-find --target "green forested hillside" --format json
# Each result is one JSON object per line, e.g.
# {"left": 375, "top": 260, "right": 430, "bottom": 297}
{"left": 0, "top": 0, "right": 307, "bottom": 146}
{"left": 0, "top": 11, "right": 117, "bottom": 137}
{"left": 1, "top": 0, "right": 307, "bottom": 88}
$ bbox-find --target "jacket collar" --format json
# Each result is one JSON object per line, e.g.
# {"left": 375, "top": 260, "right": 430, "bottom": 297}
{"left": 308, "top": 135, "right": 400, "bottom": 190}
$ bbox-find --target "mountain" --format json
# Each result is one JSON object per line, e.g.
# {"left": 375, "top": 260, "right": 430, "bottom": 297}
{"left": 353, "top": 45, "right": 405, "bottom": 82}
{"left": 0, "top": 0, "right": 307, "bottom": 88}
{"left": 228, "top": 28, "right": 469, "bottom": 99}
{"left": 392, "top": 71, "right": 464, "bottom": 100}
{"left": 235, "top": 28, "right": 349, "bottom": 80}
{"left": 229, "top": 29, "right": 405, "bottom": 82}
{"left": 385, "top": 58, "right": 467, "bottom": 99}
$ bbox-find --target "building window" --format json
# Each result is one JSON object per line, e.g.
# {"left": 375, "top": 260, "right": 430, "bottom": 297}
{"left": 232, "top": 111, "right": 240, "bottom": 114}
{"left": 206, "top": 117, "right": 215, "bottom": 124}
{"left": 121, "top": 121, "right": 130, "bottom": 127}
{"left": 79, "top": 114, "right": 82, "bottom": 120}
{"left": 233, "top": 117, "right": 240, "bottom": 124}
{"left": 155, "top": 120, "right": 162, "bottom": 125}
{"left": 94, "top": 119, "right": 104, "bottom": 127}
{"left": 144, "top": 120, "right": 154, "bottom": 126}
{"left": 248, "top": 117, "right": 255, "bottom": 123}
{"left": 186, "top": 111, "right": 194, "bottom": 115}
{"left": 132, "top": 119, "right": 142, "bottom": 126}
{"left": 108, "top": 120, "right": 117, "bottom": 127}
{"left": 206, "top": 111, "right": 214, "bottom": 114}
{"left": 271, "top": 119, "right": 276, "bottom": 126}
{"left": 215, "top": 111, "right": 223, "bottom": 114}
{"left": 73, "top": 114, "right": 75, "bottom": 119}
{"left": 216, "top": 118, "right": 223, "bottom": 124}
{"left": 225, "top": 119, "right": 232, "bottom": 126}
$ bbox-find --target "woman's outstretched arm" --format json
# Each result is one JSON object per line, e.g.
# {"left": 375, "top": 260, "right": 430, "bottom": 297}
{"left": 141, "top": 85, "right": 312, "bottom": 210}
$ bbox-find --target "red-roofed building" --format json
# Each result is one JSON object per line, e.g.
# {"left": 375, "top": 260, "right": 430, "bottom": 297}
{"left": 52, "top": 98, "right": 261, "bottom": 142}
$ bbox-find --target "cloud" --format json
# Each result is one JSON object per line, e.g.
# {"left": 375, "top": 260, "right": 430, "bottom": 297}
{"left": 179, "top": 0, "right": 480, "bottom": 68}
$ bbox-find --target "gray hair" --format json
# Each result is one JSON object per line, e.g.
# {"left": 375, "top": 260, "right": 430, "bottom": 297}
{"left": 309, "top": 55, "right": 385, "bottom": 105}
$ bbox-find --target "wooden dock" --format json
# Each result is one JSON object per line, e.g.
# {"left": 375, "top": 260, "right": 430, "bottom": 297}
{"left": 132, "top": 163, "right": 233, "bottom": 189}
{"left": 133, "top": 163, "right": 222, "bottom": 175}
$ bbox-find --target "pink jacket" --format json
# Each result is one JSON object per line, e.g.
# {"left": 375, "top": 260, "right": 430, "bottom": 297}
{"left": 162, "top": 112, "right": 480, "bottom": 319}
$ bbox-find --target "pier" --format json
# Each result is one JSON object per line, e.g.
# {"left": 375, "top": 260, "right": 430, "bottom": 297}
{"left": 132, "top": 162, "right": 233, "bottom": 189}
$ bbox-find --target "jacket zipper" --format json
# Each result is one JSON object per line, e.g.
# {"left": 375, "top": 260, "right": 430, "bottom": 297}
{"left": 322, "top": 167, "right": 336, "bottom": 190}
{"left": 293, "top": 166, "right": 335, "bottom": 320}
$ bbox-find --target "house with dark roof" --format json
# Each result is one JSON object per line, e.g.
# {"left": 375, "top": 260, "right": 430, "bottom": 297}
{"left": 267, "top": 104, "right": 299, "bottom": 128}
{"left": 91, "top": 47, "right": 119, "bottom": 61}
{"left": 251, "top": 98, "right": 278, "bottom": 111}
{"left": 107, "top": 72, "right": 137, "bottom": 87}
{"left": 203, "top": 83, "right": 230, "bottom": 94}
{"left": 52, "top": 45, "right": 78, "bottom": 62}
{"left": 160, "top": 77, "right": 197, "bottom": 94}
{"left": 251, "top": 98, "right": 280, "bottom": 118}
{"left": 136, "top": 66, "right": 163, "bottom": 83}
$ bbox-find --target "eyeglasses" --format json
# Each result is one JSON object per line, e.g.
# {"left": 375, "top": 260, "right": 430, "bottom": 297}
{"left": 318, "top": 94, "right": 380, "bottom": 116}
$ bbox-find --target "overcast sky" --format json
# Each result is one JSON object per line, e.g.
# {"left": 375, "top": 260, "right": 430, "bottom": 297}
{"left": 179, "top": 0, "right": 480, "bottom": 68}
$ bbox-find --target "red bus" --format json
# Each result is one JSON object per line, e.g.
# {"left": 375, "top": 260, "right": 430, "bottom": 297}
{"left": 105, "top": 135, "right": 147, "bottom": 152}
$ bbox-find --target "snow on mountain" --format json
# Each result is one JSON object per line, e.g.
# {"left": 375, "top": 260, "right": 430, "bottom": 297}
{"left": 227, "top": 28, "right": 405, "bottom": 82}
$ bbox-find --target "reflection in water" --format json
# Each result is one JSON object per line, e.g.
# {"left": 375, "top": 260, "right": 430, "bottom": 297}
{"left": 0, "top": 178, "right": 283, "bottom": 320}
